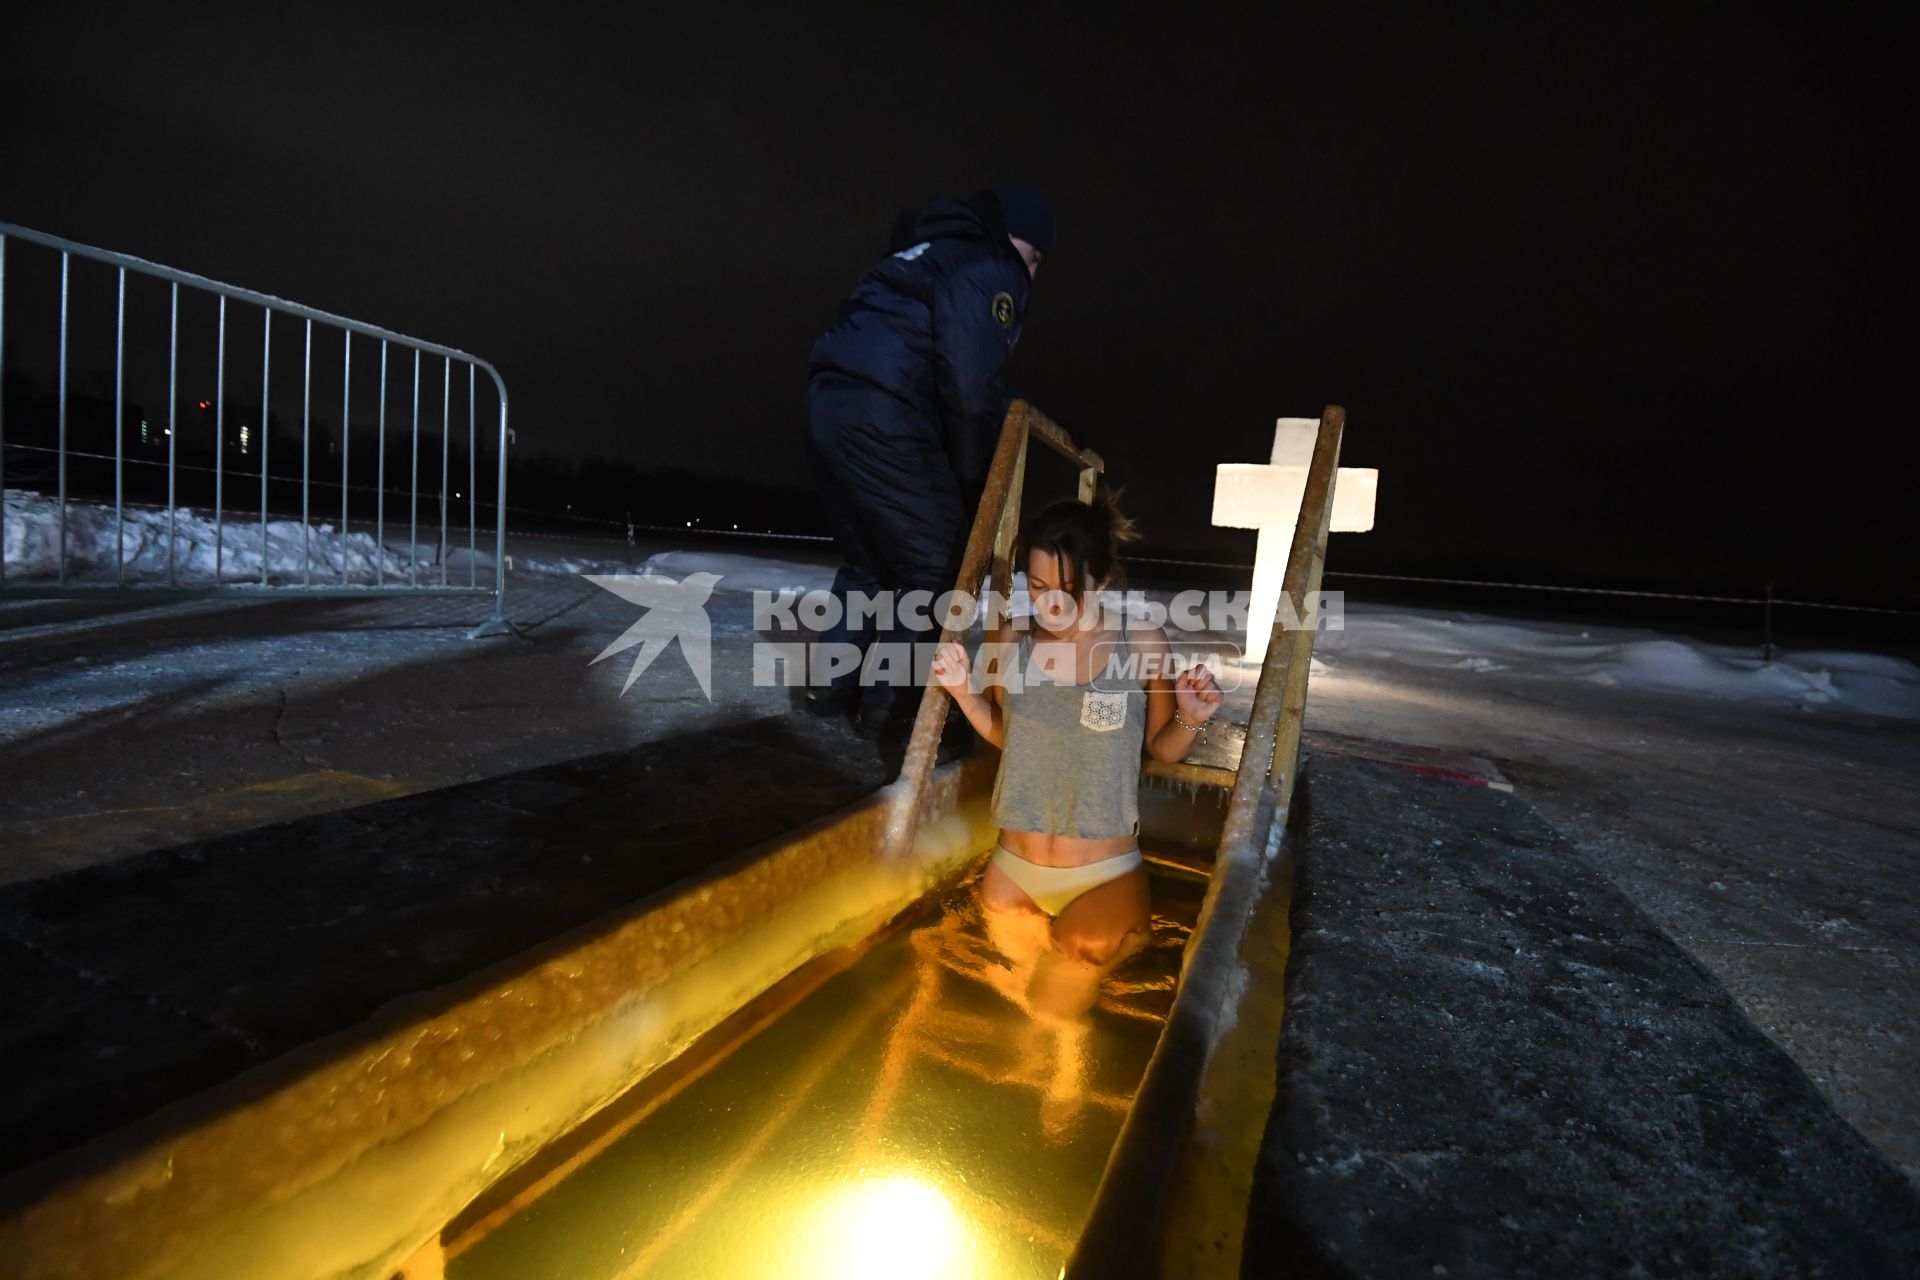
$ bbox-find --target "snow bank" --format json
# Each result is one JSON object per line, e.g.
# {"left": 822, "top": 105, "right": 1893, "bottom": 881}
{"left": 633, "top": 548, "right": 836, "bottom": 596}
{"left": 1315, "top": 609, "right": 1920, "bottom": 720}
{"left": 502, "top": 545, "right": 838, "bottom": 587}
{"left": 507, "top": 550, "right": 640, "bottom": 576}
{"left": 4, "top": 488, "right": 433, "bottom": 584}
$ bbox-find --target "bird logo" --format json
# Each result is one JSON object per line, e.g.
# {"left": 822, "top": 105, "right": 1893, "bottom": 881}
{"left": 584, "top": 571, "right": 722, "bottom": 700}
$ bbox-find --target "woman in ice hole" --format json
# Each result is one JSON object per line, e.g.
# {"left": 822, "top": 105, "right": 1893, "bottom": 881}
{"left": 931, "top": 484, "right": 1224, "bottom": 996}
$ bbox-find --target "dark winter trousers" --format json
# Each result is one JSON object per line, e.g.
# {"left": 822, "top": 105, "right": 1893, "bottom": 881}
{"left": 805, "top": 374, "right": 969, "bottom": 712}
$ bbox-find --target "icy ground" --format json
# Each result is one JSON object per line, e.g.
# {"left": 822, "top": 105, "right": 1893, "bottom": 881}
{"left": 1, "top": 519, "right": 1916, "bottom": 1182}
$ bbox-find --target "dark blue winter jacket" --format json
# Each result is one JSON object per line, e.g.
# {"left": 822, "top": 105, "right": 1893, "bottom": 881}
{"left": 808, "top": 194, "right": 1031, "bottom": 497}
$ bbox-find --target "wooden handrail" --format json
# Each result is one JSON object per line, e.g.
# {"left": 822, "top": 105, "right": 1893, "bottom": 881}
{"left": 880, "top": 399, "right": 1101, "bottom": 858}
{"left": 1065, "top": 405, "right": 1347, "bottom": 1279}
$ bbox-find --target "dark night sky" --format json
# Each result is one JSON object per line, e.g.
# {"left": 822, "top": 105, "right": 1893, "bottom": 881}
{"left": 3, "top": 6, "right": 1913, "bottom": 605}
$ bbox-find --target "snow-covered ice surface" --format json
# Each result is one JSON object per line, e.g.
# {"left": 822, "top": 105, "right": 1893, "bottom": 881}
{"left": 4, "top": 488, "right": 436, "bottom": 584}
{"left": 1294, "top": 610, "right": 1920, "bottom": 1184}
{"left": 1314, "top": 609, "right": 1920, "bottom": 720}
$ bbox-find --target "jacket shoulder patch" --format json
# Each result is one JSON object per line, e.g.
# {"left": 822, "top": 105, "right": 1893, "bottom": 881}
{"left": 991, "top": 291, "right": 1016, "bottom": 328}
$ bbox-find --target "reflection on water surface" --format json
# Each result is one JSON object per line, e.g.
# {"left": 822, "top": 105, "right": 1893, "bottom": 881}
{"left": 449, "top": 857, "right": 1205, "bottom": 1279}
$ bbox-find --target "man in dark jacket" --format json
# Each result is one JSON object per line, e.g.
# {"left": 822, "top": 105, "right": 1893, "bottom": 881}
{"left": 804, "top": 184, "right": 1054, "bottom": 738}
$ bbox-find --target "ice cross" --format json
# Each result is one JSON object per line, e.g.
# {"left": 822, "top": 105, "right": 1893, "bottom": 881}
{"left": 1212, "top": 417, "right": 1379, "bottom": 663}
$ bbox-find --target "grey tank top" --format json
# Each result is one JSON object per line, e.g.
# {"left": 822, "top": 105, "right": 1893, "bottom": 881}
{"left": 989, "top": 623, "right": 1148, "bottom": 839}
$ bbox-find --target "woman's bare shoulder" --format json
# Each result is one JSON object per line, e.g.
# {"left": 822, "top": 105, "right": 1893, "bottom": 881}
{"left": 1126, "top": 618, "right": 1173, "bottom": 651}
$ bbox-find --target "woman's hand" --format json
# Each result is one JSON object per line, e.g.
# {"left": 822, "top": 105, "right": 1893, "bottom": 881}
{"left": 930, "top": 640, "right": 972, "bottom": 695}
{"left": 1174, "top": 662, "right": 1224, "bottom": 724}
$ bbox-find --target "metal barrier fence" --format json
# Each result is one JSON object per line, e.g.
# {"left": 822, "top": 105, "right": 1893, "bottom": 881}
{"left": 0, "top": 221, "right": 517, "bottom": 639}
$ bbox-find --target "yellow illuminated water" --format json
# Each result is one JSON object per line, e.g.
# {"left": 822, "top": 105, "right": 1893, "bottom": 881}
{"left": 445, "top": 856, "right": 1205, "bottom": 1279}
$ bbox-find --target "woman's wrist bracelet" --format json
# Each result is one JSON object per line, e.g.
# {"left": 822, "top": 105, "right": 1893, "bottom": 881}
{"left": 1172, "top": 708, "right": 1208, "bottom": 735}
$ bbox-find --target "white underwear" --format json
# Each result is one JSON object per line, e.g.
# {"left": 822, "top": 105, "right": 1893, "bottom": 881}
{"left": 989, "top": 843, "right": 1144, "bottom": 917}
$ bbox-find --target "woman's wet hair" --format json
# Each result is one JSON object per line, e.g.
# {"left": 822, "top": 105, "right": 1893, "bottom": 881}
{"left": 1016, "top": 479, "right": 1144, "bottom": 603}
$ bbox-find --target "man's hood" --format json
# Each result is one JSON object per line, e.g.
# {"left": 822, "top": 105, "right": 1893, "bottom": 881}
{"left": 886, "top": 192, "right": 1008, "bottom": 254}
